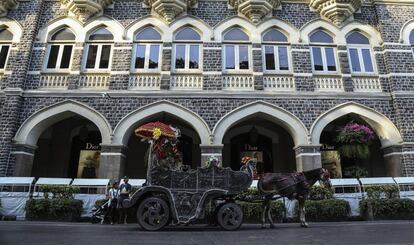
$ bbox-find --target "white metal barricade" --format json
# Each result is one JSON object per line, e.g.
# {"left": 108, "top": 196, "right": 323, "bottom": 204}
{"left": 0, "top": 177, "right": 35, "bottom": 220}
{"left": 71, "top": 178, "right": 109, "bottom": 217}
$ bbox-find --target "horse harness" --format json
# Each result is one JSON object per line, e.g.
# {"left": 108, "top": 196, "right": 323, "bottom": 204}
{"left": 258, "top": 172, "right": 311, "bottom": 200}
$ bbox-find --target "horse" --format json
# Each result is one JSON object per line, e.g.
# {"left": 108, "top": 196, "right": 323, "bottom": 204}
{"left": 257, "top": 168, "right": 331, "bottom": 228}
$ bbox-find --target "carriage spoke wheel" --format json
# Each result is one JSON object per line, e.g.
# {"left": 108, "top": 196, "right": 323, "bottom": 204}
{"left": 216, "top": 203, "right": 243, "bottom": 231}
{"left": 137, "top": 197, "right": 170, "bottom": 231}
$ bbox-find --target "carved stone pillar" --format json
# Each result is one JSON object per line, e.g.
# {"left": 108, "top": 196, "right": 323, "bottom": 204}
{"left": 200, "top": 144, "right": 223, "bottom": 167}
{"left": 294, "top": 145, "right": 322, "bottom": 172}
{"left": 99, "top": 144, "right": 127, "bottom": 180}
{"left": 12, "top": 144, "right": 37, "bottom": 177}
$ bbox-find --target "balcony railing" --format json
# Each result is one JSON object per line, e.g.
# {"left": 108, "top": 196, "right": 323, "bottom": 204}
{"left": 170, "top": 75, "right": 203, "bottom": 90}
{"left": 352, "top": 76, "right": 382, "bottom": 92}
{"left": 222, "top": 75, "right": 254, "bottom": 90}
{"left": 39, "top": 75, "right": 68, "bottom": 89}
{"left": 314, "top": 76, "right": 344, "bottom": 92}
{"left": 129, "top": 74, "right": 161, "bottom": 90}
{"left": 263, "top": 76, "right": 295, "bottom": 91}
{"left": 78, "top": 74, "right": 109, "bottom": 89}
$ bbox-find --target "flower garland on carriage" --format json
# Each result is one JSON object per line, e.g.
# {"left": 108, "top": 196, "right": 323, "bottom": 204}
{"left": 134, "top": 122, "right": 183, "bottom": 183}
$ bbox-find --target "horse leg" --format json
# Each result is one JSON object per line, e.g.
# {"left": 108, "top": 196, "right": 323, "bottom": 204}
{"left": 267, "top": 201, "right": 274, "bottom": 228}
{"left": 261, "top": 198, "right": 268, "bottom": 229}
{"left": 298, "top": 198, "right": 308, "bottom": 228}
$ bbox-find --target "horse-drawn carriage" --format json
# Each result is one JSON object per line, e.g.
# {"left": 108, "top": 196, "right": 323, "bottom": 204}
{"left": 122, "top": 122, "right": 331, "bottom": 231}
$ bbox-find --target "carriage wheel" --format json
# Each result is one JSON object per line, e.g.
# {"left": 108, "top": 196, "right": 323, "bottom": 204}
{"left": 216, "top": 203, "right": 243, "bottom": 231}
{"left": 137, "top": 197, "right": 170, "bottom": 231}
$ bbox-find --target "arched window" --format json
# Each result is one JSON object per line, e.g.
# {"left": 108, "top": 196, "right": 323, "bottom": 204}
{"left": 84, "top": 27, "right": 113, "bottom": 70}
{"left": 133, "top": 27, "right": 161, "bottom": 71}
{"left": 410, "top": 31, "right": 414, "bottom": 58}
{"left": 0, "top": 28, "right": 13, "bottom": 70}
{"left": 346, "top": 32, "right": 375, "bottom": 74}
{"left": 309, "top": 30, "right": 337, "bottom": 72}
{"left": 44, "top": 28, "right": 75, "bottom": 71}
{"left": 173, "top": 27, "right": 202, "bottom": 71}
{"left": 262, "top": 29, "right": 290, "bottom": 72}
{"left": 223, "top": 28, "right": 250, "bottom": 71}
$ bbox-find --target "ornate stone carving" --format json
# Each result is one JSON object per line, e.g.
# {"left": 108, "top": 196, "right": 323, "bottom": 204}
{"left": 0, "top": 0, "right": 18, "bottom": 17}
{"left": 309, "top": 0, "right": 363, "bottom": 26}
{"left": 229, "top": 0, "right": 280, "bottom": 24}
{"left": 60, "top": 0, "right": 113, "bottom": 22}
{"left": 144, "top": 0, "right": 197, "bottom": 23}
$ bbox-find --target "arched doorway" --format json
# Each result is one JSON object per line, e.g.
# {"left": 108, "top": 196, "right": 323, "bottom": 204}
{"left": 124, "top": 113, "right": 202, "bottom": 179}
{"left": 311, "top": 102, "right": 403, "bottom": 177}
{"left": 320, "top": 113, "right": 384, "bottom": 178}
{"left": 13, "top": 100, "right": 112, "bottom": 177}
{"left": 31, "top": 116, "right": 102, "bottom": 178}
{"left": 222, "top": 118, "right": 296, "bottom": 174}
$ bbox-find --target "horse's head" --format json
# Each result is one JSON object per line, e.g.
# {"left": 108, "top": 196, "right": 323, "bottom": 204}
{"left": 319, "top": 168, "right": 332, "bottom": 188}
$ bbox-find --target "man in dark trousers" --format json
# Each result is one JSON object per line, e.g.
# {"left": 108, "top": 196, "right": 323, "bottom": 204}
{"left": 118, "top": 176, "right": 132, "bottom": 224}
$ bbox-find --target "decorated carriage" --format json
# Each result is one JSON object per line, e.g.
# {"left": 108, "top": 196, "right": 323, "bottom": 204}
{"left": 122, "top": 122, "right": 254, "bottom": 231}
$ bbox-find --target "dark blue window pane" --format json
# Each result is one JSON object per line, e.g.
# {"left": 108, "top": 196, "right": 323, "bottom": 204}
{"left": 264, "top": 46, "right": 275, "bottom": 70}
{"left": 263, "top": 29, "right": 287, "bottom": 42}
{"left": 312, "top": 47, "right": 323, "bottom": 71}
{"left": 310, "top": 30, "right": 333, "bottom": 43}
{"left": 175, "top": 45, "right": 185, "bottom": 69}
{"left": 278, "top": 46, "right": 289, "bottom": 70}
{"left": 148, "top": 45, "right": 159, "bottom": 69}
{"left": 346, "top": 32, "right": 370, "bottom": 44}
{"left": 225, "top": 45, "right": 235, "bottom": 69}
{"left": 349, "top": 48, "right": 361, "bottom": 72}
{"left": 325, "top": 48, "right": 336, "bottom": 71}
{"left": 362, "top": 49, "right": 374, "bottom": 72}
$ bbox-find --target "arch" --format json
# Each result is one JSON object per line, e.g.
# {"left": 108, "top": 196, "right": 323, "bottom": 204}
{"left": 112, "top": 100, "right": 211, "bottom": 145}
{"left": 212, "top": 101, "right": 309, "bottom": 147}
{"left": 84, "top": 16, "right": 124, "bottom": 42}
{"left": 135, "top": 26, "right": 162, "bottom": 41}
{"left": 37, "top": 17, "right": 83, "bottom": 43}
{"left": 0, "top": 17, "right": 23, "bottom": 43}
{"left": 214, "top": 17, "right": 257, "bottom": 43}
{"left": 170, "top": 16, "right": 213, "bottom": 42}
{"left": 125, "top": 16, "right": 169, "bottom": 41}
{"left": 400, "top": 19, "right": 414, "bottom": 44}
{"left": 310, "top": 102, "right": 403, "bottom": 148}
{"left": 342, "top": 21, "right": 382, "bottom": 46}
{"left": 174, "top": 26, "right": 201, "bottom": 40}
{"left": 257, "top": 18, "right": 299, "bottom": 43}
{"left": 50, "top": 27, "right": 76, "bottom": 41}
{"left": 14, "top": 100, "right": 112, "bottom": 146}
{"left": 300, "top": 19, "right": 343, "bottom": 44}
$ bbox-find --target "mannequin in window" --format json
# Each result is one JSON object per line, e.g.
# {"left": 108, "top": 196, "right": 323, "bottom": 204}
{"left": 81, "top": 151, "right": 100, "bottom": 178}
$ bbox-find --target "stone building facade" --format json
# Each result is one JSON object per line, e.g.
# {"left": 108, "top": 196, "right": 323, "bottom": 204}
{"left": 0, "top": 0, "right": 413, "bottom": 180}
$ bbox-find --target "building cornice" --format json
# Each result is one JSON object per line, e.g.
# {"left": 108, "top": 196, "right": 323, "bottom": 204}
{"left": 22, "top": 89, "right": 393, "bottom": 100}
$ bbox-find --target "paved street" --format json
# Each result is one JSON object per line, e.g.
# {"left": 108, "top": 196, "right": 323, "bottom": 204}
{"left": 1, "top": 221, "right": 414, "bottom": 245}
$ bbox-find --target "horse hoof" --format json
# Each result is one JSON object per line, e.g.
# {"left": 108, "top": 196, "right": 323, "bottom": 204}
{"left": 261, "top": 225, "right": 266, "bottom": 229}
{"left": 269, "top": 224, "right": 275, "bottom": 229}
{"left": 300, "top": 223, "right": 309, "bottom": 228}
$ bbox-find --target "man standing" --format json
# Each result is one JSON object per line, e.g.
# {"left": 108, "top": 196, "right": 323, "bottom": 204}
{"left": 118, "top": 176, "right": 132, "bottom": 224}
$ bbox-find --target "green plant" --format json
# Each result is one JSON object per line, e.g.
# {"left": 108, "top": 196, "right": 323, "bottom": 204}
{"left": 25, "top": 198, "right": 83, "bottom": 221}
{"left": 295, "top": 199, "right": 350, "bottom": 222}
{"left": 235, "top": 188, "right": 262, "bottom": 201}
{"left": 308, "top": 185, "right": 334, "bottom": 200}
{"left": 343, "top": 166, "right": 368, "bottom": 178}
{"left": 360, "top": 198, "right": 414, "bottom": 220}
{"left": 365, "top": 185, "right": 400, "bottom": 199}
{"left": 238, "top": 201, "right": 285, "bottom": 223}
{"left": 40, "top": 185, "right": 80, "bottom": 199}
{"left": 336, "top": 122, "right": 375, "bottom": 159}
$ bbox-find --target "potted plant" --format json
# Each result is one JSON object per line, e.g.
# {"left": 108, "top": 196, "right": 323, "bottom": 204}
{"left": 336, "top": 122, "right": 375, "bottom": 160}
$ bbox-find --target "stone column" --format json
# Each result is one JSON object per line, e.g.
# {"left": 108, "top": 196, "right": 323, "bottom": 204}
{"left": 12, "top": 143, "right": 37, "bottom": 177}
{"left": 382, "top": 145, "right": 403, "bottom": 177}
{"left": 200, "top": 144, "right": 223, "bottom": 167}
{"left": 294, "top": 145, "right": 322, "bottom": 172}
{"left": 99, "top": 144, "right": 127, "bottom": 181}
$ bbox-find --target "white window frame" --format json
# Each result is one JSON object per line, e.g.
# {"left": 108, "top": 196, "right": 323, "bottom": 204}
{"left": 222, "top": 44, "right": 252, "bottom": 73}
{"left": 82, "top": 42, "right": 113, "bottom": 73}
{"left": 131, "top": 43, "right": 162, "bottom": 73}
{"left": 43, "top": 43, "right": 74, "bottom": 73}
{"left": 0, "top": 43, "right": 11, "bottom": 72}
{"left": 262, "top": 44, "right": 292, "bottom": 74}
{"left": 347, "top": 44, "right": 377, "bottom": 75}
{"left": 310, "top": 45, "right": 339, "bottom": 75}
{"left": 172, "top": 43, "right": 203, "bottom": 73}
